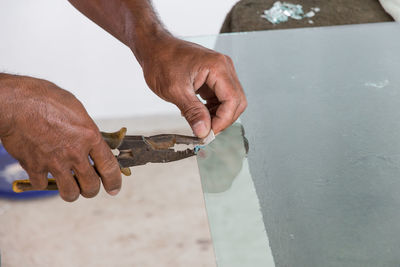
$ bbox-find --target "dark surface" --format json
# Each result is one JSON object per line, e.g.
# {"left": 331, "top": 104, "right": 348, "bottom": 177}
{"left": 221, "top": 0, "right": 394, "bottom": 33}
{"left": 214, "top": 23, "right": 400, "bottom": 266}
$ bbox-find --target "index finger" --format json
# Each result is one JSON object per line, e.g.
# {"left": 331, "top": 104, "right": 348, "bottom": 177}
{"left": 207, "top": 70, "right": 246, "bottom": 134}
{"left": 90, "top": 139, "right": 122, "bottom": 195}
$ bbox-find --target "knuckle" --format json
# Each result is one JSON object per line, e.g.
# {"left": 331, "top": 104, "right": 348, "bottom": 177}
{"left": 214, "top": 55, "right": 228, "bottom": 71}
{"left": 104, "top": 175, "right": 122, "bottom": 190}
{"left": 66, "top": 149, "right": 83, "bottom": 165}
{"left": 229, "top": 89, "right": 240, "bottom": 100}
{"left": 215, "top": 53, "right": 227, "bottom": 62}
{"left": 102, "top": 170, "right": 122, "bottom": 190}
{"left": 241, "top": 98, "right": 248, "bottom": 111}
{"left": 48, "top": 158, "right": 63, "bottom": 172}
{"left": 99, "top": 161, "right": 121, "bottom": 183}
{"left": 182, "top": 104, "right": 204, "bottom": 124}
{"left": 214, "top": 53, "right": 232, "bottom": 67}
{"left": 232, "top": 97, "right": 241, "bottom": 109}
{"left": 85, "top": 128, "right": 101, "bottom": 144}
{"left": 74, "top": 160, "right": 92, "bottom": 174}
{"left": 102, "top": 154, "right": 119, "bottom": 171}
{"left": 224, "top": 55, "right": 234, "bottom": 65}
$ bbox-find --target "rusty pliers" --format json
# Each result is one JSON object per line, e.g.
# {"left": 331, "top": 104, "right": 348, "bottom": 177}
{"left": 12, "top": 127, "right": 202, "bottom": 193}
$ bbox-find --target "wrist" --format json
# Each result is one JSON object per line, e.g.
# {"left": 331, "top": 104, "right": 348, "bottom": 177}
{"left": 128, "top": 26, "right": 174, "bottom": 66}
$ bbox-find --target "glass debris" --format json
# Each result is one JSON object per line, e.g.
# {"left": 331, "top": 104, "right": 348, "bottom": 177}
{"left": 312, "top": 7, "right": 320, "bottom": 12}
{"left": 194, "top": 145, "right": 205, "bottom": 154}
{"left": 262, "top": 1, "right": 320, "bottom": 24}
{"left": 305, "top": 11, "right": 315, "bottom": 18}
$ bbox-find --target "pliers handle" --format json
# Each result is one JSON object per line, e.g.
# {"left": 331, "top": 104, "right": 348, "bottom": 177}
{"left": 12, "top": 128, "right": 201, "bottom": 193}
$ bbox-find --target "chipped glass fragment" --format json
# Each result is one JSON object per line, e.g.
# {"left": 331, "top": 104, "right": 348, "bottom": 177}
{"left": 262, "top": 1, "right": 320, "bottom": 24}
{"left": 194, "top": 145, "right": 205, "bottom": 154}
{"left": 305, "top": 11, "right": 315, "bottom": 18}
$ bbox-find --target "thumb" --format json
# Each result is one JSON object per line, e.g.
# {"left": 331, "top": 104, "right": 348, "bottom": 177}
{"left": 176, "top": 93, "right": 211, "bottom": 138}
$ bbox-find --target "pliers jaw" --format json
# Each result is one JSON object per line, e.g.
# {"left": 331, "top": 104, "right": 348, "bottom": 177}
{"left": 101, "top": 128, "right": 202, "bottom": 169}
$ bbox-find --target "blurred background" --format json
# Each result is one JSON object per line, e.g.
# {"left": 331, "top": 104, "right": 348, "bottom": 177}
{"left": 0, "top": 0, "right": 237, "bottom": 266}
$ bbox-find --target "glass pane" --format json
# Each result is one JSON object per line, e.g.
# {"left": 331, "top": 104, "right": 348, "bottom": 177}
{"left": 197, "top": 123, "right": 275, "bottom": 267}
{"left": 189, "top": 22, "right": 400, "bottom": 267}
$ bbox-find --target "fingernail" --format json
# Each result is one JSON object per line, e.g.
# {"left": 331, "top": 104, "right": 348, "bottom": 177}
{"left": 192, "top": 121, "right": 208, "bottom": 138}
{"left": 109, "top": 189, "right": 120, "bottom": 196}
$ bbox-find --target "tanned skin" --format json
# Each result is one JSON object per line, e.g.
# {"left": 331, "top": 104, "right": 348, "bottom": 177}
{"left": 0, "top": 0, "right": 247, "bottom": 202}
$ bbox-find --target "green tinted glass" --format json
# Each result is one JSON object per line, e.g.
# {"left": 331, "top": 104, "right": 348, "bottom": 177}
{"left": 190, "top": 22, "right": 400, "bottom": 267}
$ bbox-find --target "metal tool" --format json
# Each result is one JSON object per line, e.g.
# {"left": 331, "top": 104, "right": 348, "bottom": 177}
{"left": 12, "top": 127, "right": 202, "bottom": 193}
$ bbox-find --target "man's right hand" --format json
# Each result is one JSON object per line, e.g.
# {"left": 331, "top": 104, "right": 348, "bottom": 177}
{"left": 0, "top": 74, "right": 121, "bottom": 202}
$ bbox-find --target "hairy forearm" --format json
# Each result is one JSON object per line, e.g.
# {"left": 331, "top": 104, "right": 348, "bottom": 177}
{"left": 68, "top": 0, "right": 247, "bottom": 138}
{"left": 68, "top": 0, "right": 172, "bottom": 65}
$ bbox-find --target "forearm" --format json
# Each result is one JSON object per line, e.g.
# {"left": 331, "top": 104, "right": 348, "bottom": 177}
{"left": 67, "top": 0, "right": 172, "bottom": 65}
{"left": 68, "top": 0, "right": 247, "bottom": 138}
{"left": 0, "top": 73, "right": 16, "bottom": 137}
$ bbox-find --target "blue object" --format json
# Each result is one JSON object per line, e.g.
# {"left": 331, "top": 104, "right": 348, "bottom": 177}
{"left": 194, "top": 145, "right": 206, "bottom": 154}
{"left": 0, "top": 144, "right": 58, "bottom": 199}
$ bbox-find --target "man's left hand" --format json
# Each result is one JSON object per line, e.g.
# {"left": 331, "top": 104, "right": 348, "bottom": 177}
{"left": 141, "top": 37, "right": 247, "bottom": 138}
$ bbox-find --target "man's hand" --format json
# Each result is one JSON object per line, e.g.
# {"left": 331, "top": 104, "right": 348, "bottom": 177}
{"left": 0, "top": 74, "right": 121, "bottom": 202}
{"left": 141, "top": 37, "right": 247, "bottom": 138}
{"left": 67, "top": 0, "right": 247, "bottom": 138}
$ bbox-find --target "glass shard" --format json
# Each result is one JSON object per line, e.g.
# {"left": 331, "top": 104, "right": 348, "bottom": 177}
{"left": 261, "top": 1, "right": 320, "bottom": 24}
